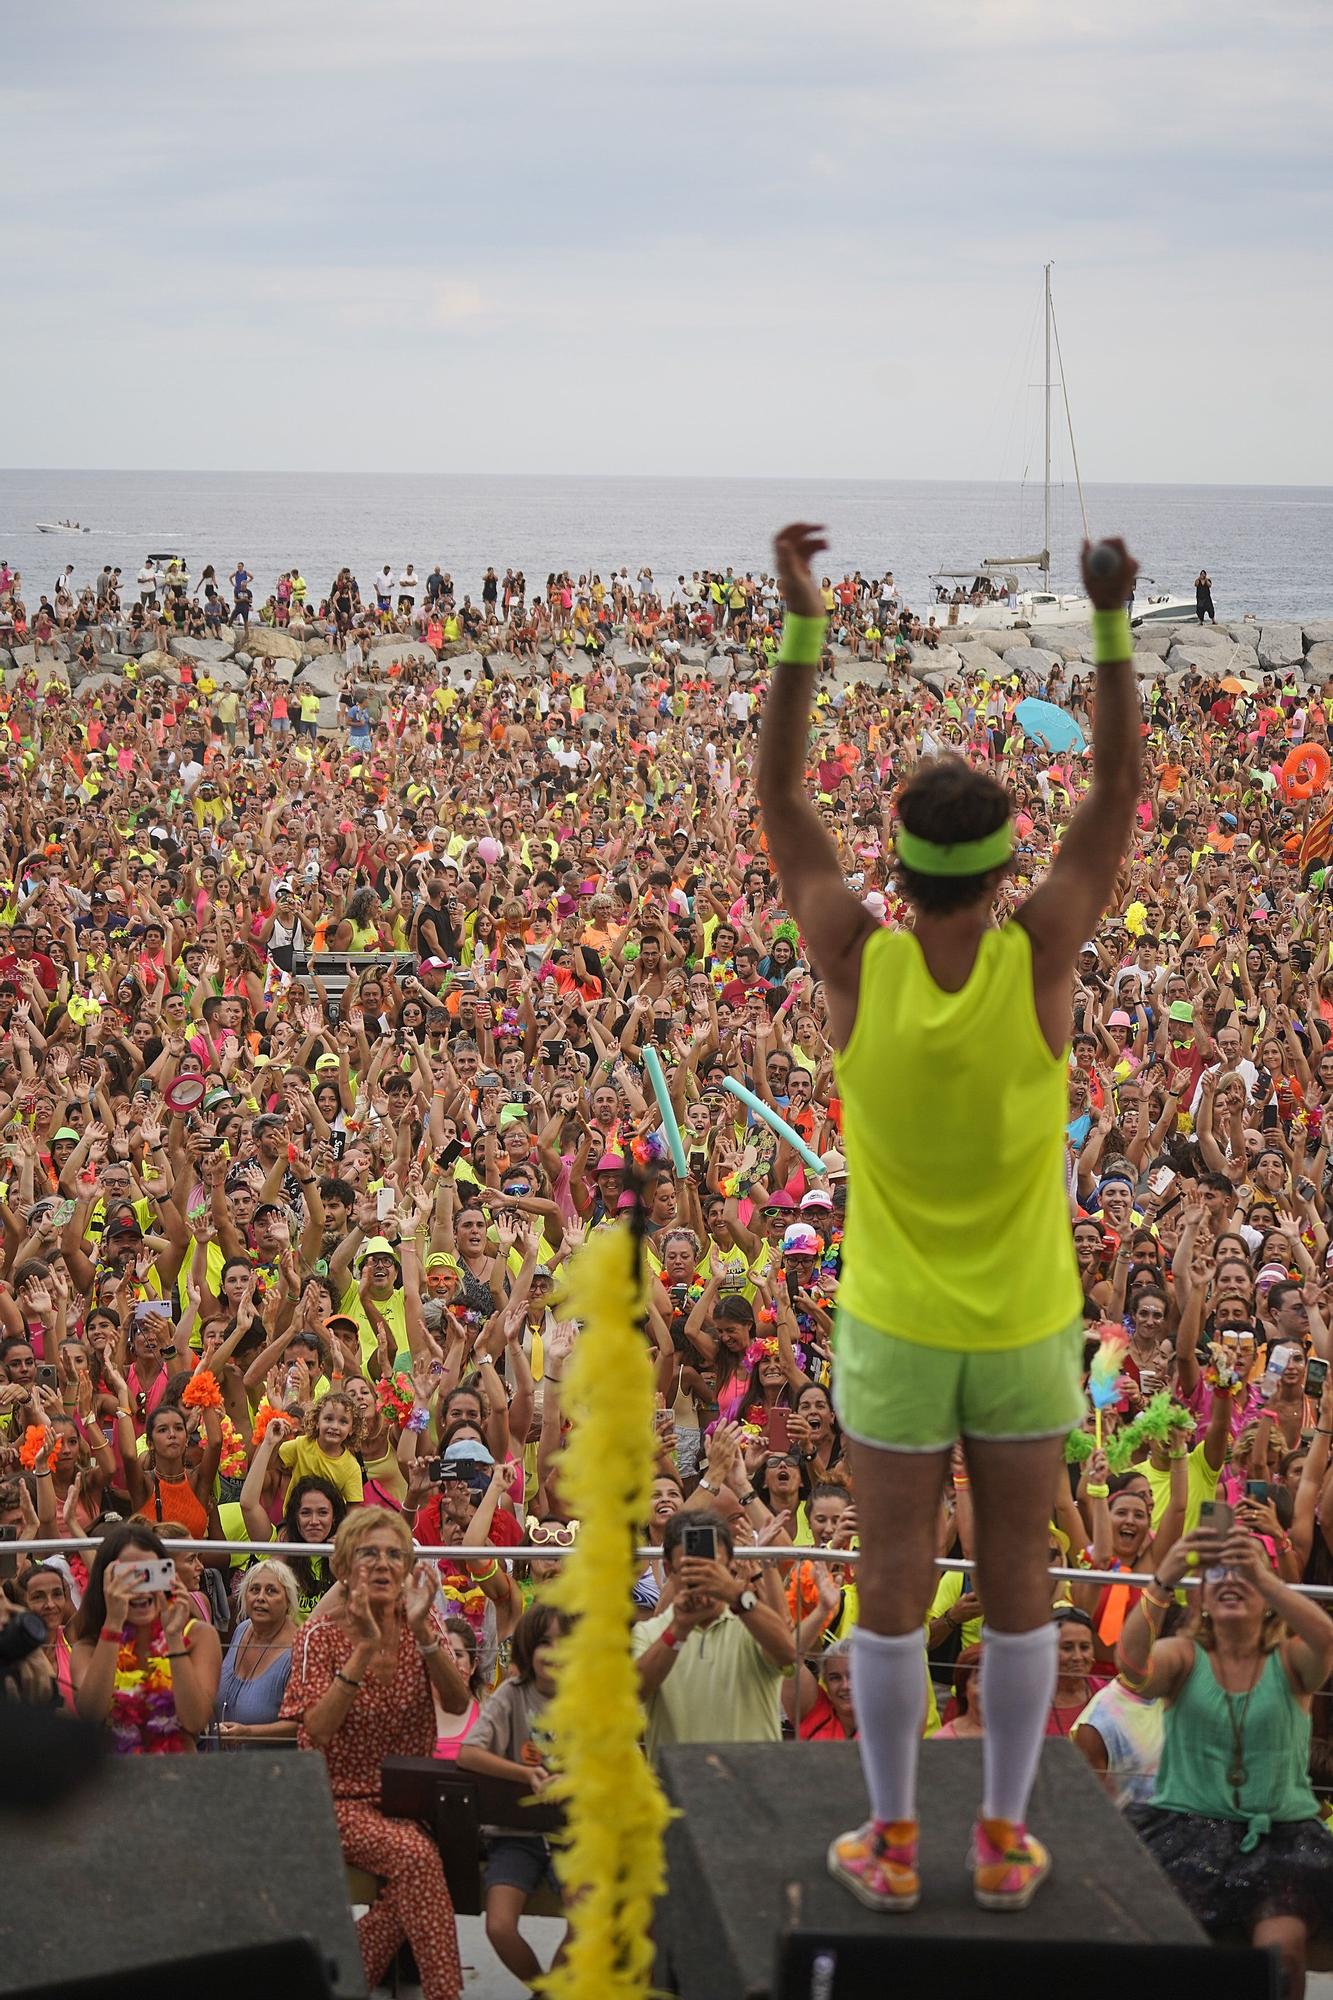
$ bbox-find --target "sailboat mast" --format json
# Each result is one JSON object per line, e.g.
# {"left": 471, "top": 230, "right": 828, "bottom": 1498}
{"left": 1043, "top": 261, "right": 1052, "bottom": 594}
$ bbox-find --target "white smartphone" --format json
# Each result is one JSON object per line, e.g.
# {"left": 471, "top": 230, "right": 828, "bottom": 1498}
{"left": 375, "top": 1187, "right": 394, "bottom": 1221}
{"left": 1150, "top": 1166, "right": 1176, "bottom": 1196}
{"left": 112, "top": 1557, "right": 176, "bottom": 1595}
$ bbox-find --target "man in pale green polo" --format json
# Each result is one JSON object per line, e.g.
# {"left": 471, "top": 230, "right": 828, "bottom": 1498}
{"left": 632, "top": 1509, "right": 794, "bottom": 1766}
{"left": 757, "top": 521, "right": 1142, "bottom": 1914}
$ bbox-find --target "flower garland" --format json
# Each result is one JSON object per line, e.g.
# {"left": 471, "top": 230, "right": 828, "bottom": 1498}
{"left": 249, "top": 1399, "right": 286, "bottom": 1448}
{"left": 375, "top": 1372, "right": 415, "bottom": 1425}
{"left": 1064, "top": 1391, "right": 1193, "bottom": 1474}
{"left": 181, "top": 1367, "right": 222, "bottom": 1410}
{"left": 18, "top": 1423, "right": 55, "bottom": 1471}
{"left": 110, "top": 1625, "right": 189, "bottom": 1755}
{"left": 218, "top": 1415, "right": 247, "bottom": 1480}
{"left": 542, "top": 1221, "right": 669, "bottom": 1999}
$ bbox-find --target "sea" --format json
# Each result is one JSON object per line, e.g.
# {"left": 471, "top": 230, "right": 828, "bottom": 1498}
{"left": 1, "top": 470, "right": 1330, "bottom": 624}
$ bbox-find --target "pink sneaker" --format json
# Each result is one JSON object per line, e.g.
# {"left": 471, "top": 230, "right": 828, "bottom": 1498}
{"left": 970, "top": 1817, "right": 1050, "bottom": 1911}
{"left": 827, "top": 1818, "right": 920, "bottom": 1912}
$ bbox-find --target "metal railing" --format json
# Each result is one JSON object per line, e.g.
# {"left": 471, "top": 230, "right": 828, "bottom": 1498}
{"left": 11, "top": 1537, "right": 1333, "bottom": 1598}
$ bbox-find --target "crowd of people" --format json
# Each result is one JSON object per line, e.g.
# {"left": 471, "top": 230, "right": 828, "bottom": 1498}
{"left": 0, "top": 551, "right": 953, "bottom": 668}
{"left": 0, "top": 531, "right": 1331, "bottom": 1994}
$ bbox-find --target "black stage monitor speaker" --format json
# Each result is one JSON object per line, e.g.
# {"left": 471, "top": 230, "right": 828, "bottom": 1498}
{"left": 660, "top": 1738, "right": 1276, "bottom": 2000}
{"left": 0, "top": 1749, "right": 367, "bottom": 1998}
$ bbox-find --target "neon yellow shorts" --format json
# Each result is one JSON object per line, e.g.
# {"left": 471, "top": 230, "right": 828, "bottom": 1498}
{"left": 832, "top": 1307, "right": 1085, "bottom": 1452}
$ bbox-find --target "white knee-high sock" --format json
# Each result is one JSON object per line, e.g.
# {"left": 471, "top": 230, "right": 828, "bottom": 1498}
{"left": 979, "top": 1622, "right": 1057, "bottom": 1825}
{"left": 850, "top": 1625, "right": 927, "bottom": 1825}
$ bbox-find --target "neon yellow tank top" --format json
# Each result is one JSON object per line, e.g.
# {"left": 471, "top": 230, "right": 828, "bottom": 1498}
{"left": 834, "top": 923, "right": 1078, "bottom": 1351}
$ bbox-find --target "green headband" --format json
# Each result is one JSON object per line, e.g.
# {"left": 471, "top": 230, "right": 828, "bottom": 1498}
{"left": 894, "top": 821, "right": 1014, "bottom": 877}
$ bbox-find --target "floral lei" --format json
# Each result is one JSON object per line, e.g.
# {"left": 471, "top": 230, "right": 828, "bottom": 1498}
{"left": 110, "top": 1624, "right": 189, "bottom": 1755}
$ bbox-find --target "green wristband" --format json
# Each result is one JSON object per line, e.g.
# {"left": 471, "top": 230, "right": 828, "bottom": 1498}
{"left": 777, "top": 613, "right": 826, "bottom": 667}
{"left": 1091, "top": 608, "right": 1133, "bottom": 665}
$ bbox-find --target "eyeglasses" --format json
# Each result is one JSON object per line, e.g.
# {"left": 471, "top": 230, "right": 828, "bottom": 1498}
{"left": 351, "top": 1544, "right": 410, "bottom": 1568}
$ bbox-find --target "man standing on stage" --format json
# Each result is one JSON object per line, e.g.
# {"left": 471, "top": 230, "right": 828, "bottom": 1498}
{"left": 756, "top": 523, "right": 1140, "bottom": 1913}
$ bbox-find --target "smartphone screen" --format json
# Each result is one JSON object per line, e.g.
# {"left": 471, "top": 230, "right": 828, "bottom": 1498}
{"left": 1307, "top": 1358, "right": 1330, "bottom": 1395}
{"left": 681, "top": 1523, "right": 718, "bottom": 1563}
{"left": 436, "top": 1139, "right": 463, "bottom": 1170}
{"left": 1245, "top": 1481, "right": 1272, "bottom": 1503}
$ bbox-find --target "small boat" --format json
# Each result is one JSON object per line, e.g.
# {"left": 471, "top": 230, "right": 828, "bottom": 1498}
{"left": 35, "top": 520, "right": 89, "bottom": 534}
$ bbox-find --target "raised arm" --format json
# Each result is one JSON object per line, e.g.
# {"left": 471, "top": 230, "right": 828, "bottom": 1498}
{"left": 755, "top": 525, "right": 876, "bottom": 1049}
{"left": 1016, "top": 543, "right": 1143, "bottom": 1052}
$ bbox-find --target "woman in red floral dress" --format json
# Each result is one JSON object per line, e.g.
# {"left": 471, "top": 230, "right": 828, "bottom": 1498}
{"left": 282, "top": 1509, "right": 470, "bottom": 2000}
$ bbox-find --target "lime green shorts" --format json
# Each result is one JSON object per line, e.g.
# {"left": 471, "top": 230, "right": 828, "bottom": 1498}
{"left": 832, "top": 1307, "right": 1085, "bottom": 1452}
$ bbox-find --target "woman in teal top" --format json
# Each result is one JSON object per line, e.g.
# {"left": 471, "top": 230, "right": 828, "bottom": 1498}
{"left": 1117, "top": 1522, "right": 1333, "bottom": 1996}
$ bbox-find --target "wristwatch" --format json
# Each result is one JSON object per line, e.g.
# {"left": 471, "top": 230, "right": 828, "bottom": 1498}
{"left": 698, "top": 1477, "right": 717, "bottom": 1494}
{"left": 735, "top": 1589, "right": 758, "bottom": 1616}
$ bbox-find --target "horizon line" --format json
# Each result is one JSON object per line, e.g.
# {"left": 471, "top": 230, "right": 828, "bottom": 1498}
{"left": 3, "top": 468, "right": 1331, "bottom": 494}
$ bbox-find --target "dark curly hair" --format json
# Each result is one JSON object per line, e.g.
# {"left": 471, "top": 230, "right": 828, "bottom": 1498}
{"left": 894, "top": 755, "right": 1013, "bottom": 915}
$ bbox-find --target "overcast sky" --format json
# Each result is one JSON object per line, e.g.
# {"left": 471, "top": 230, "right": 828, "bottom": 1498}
{"left": 5, "top": 0, "right": 1329, "bottom": 484}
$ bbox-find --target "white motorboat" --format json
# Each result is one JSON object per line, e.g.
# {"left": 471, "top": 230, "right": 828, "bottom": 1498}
{"left": 35, "top": 520, "right": 89, "bottom": 535}
{"left": 1130, "top": 581, "right": 1198, "bottom": 627}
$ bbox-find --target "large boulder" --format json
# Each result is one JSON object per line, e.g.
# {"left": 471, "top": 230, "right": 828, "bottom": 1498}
{"left": 291, "top": 657, "right": 340, "bottom": 697}
{"left": 134, "top": 649, "right": 176, "bottom": 677}
{"left": 1303, "top": 643, "right": 1333, "bottom": 684}
{"left": 1133, "top": 652, "right": 1167, "bottom": 679}
{"left": 1032, "top": 625, "right": 1090, "bottom": 662}
{"left": 1131, "top": 626, "right": 1173, "bottom": 658}
{"left": 302, "top": 635, "right": 332, "bottom": 658}
{"left": 9, "top": 644, "right": 35, "bottom": 670}
{"left": 1258, "top": 623, "right": 1303, "bottom": 671}
{"left": 953, "top": 642, "right": 1007, "bottom": 682}
{"left": 0, "top": 648, "right": 12, "bottom": 674}
{"left": 908, "top": 643, "right": 963, "bottom": 684}
{"left": 1020, "top": 645, "right": 1065, "bottom": 683}
{"left": 245, "top": 626, "right": 302, "bottom": 664}
{"left": 367, "top": 637, "right": 435, "bottom": 667}
{"left": 1302, "top": 621, "right": 1333, "bottom": 651}
{"left": 1166, "top": 641, "right": 1234, "bottom": 676}
{"left": 167, "top": 635, "right": 233, "bottom": 664}
{"left": 446, "top": 652, "right": 487, "bottom": 687}
{"left": 77, "top": 671, "right": 131, "bottom": 700}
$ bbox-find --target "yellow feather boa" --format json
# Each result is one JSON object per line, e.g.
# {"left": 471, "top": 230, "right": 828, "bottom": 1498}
{"left": 540, "top": 1222, "right": 670, "bottom": 1997}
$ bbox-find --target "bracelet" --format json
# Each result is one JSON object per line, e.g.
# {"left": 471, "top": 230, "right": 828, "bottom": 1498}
{"left": 1318, "top": 1428, "right": 1333, "bottom": 1436}
{"left": 405, "top": 1406, "right": 431, "bottom": 1434}
{"left": 99, "top": 1625, "right": 128, "bottom": 1645}
{"left": 1168, "top": 1449, "right": 1188, "bottom": 1461}
{"left": 1142, "top": 1590, "right": 1172, "bottom": 1613}
{"left": 776, "top": 613, "right": 826, "bottom": 668}
{"left": 334, "top": 1671, "right": 362, "bottom": 1691}
{"left": 659, "top": 1624, "right": 680, "bottom": 1650}
{"left": 416, "top": 1637, "right": 441, "bottom": 1656}
{"left": 953, "top": 1474, "right": 970, "bottom": 1489}
{"left": 1091, "top": 607, "right": 1133, "bottom": 665}
{"left": 165, "top": 1649, "right": 190, "bottom": 1659}
{"left": 34, "top": 1465, "right": 52, "bottom": 1478}
{"left": 1086, "top": 1481, "right": 1110, "bottom": 1498}
{"left": 471, "top": 1560, "right": 500, "bottom": 1582}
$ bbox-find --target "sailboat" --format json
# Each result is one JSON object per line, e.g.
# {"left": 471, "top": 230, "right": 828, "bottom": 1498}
{"left": 928, "top": 266, "right": 1194, "bottom": 632}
